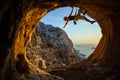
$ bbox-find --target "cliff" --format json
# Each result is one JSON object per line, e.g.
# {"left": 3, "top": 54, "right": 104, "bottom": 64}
{"left": 27, "top": 22, "right": 82, "bottom": 70}
{"left": 37, "top": 22, "right": 74, "bottom": 55}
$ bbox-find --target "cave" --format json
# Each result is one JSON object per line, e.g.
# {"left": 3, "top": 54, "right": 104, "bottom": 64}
{"left": 0, "top": 0, "right": 120, "bottom": 80}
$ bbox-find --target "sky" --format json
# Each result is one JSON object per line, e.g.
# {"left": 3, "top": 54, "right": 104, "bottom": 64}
{"left": 40, "top": 7, "right": 102, "bottom": 45}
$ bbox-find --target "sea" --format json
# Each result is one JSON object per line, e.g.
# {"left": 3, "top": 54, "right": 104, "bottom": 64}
{"left": 74, "top": 44, "right": 97, "bottom": 58}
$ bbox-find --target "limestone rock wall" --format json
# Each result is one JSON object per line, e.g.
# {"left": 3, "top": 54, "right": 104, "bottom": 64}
{"left": 37, "top": 22, "right": 75, "bottom": 54}
{"left": 27, "top": 22, "right": 82, "bottom": 69}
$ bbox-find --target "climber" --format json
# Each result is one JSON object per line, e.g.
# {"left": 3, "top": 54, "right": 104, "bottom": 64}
{"left": 63, "top": 7, "right": 96, "bottom": 28}
{"left": 63, "top": 6, "right": 74, "bottom": 28}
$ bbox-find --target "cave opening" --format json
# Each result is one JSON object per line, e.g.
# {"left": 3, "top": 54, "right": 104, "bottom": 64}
{"left": 40, "top": 7, "right": 102, "bottom": 58}
{"left": 24, "top": 6, "right": 103, "bottom": 80}
{"left": 26, "top": 6, "right": 103, "bottom": 71}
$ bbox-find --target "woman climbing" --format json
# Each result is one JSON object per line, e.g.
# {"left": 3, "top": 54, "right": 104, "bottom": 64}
{"left": 63, "top": 7, "right": 96, "bottom": 28}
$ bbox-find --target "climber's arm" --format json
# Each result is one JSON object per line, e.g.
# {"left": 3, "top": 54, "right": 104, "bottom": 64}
{"left": 63, "top": 7, "right": 74, "bottom": 28}
{"left": 69, "top": 6, "right": 74, "bottom": 17}
{"left": 63, "top": 20, "right": 69, "bottom": 28}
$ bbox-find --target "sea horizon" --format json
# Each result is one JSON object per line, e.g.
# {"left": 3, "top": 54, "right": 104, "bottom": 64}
{"left": 74, "top": 43, "right": 97, "bottom": 57}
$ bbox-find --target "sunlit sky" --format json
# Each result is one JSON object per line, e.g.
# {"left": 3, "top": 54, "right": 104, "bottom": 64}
{"left": 41, "top": 7, "right": 102, "bottom": 45}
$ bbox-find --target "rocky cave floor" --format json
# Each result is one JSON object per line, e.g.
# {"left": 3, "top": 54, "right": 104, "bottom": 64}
{"left": 43, "top": 61, "right": 120, "bottom": 80}
{"left": 49, "top": 64, "right": 94, "bottom": 80}
{"left": 41, "top": 62, "right": 102, "bottom": 80}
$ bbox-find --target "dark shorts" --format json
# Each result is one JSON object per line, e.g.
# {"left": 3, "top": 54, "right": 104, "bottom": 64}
{"left": 69, "top": 16, "right": 76, "bottom": 20}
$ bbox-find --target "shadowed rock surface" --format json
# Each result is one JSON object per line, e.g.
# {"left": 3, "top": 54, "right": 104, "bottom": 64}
{"left": 0, "top": 0, "right": 120, "bottom": 80}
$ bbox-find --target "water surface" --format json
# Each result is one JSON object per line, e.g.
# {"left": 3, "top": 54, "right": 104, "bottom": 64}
{"left": 74, "top": 44, "right": 97, "bottom": 57}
